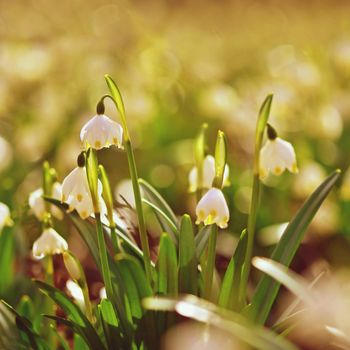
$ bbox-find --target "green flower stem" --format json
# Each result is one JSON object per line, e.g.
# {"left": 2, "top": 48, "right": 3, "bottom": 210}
{"left": 95, "top": 213, "right": 114, "bottom": 300}
{"left": 125, "top": 140, "right": 152, "bottom": 284}
{"left": 98, "top": 164, "right": 120, "bottom": 255}
{"left": 203, "top": 224, "right": 218, "bottom": 300}
{"left": 44, "top": 255, "right": 55, "bottom": 348}
{"left": 239, "top": 94, "right": 272, "bottom": 308}
{"left": 110, "top": 226, "right": 119, "bottom": 255}
{"left": 81, "top": 281, "right": 94, "bottom": 323}
{"left": 103, "top": 75, "right": 153, "bottom": 285}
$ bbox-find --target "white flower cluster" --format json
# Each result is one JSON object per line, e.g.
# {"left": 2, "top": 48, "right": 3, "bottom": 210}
{"left": 61, "top": 110, "right": 124, "bottom": 219}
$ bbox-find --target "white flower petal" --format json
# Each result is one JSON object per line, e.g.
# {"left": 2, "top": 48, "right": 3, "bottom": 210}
{"left": 29, "top": 183, "right": 63, "bottom": 220}
{"left": 80, "top": 114, "right": 123, "bottom": 150}
{"left": 32, "top": 228, "right": 68, "bottom": 259}
{"left": 188, "top": 155, "right": 229, "bottom": 192}
{"left": 62, "top": 167, "right": 95, "bottom": 219}
{"left": 196, "top": 188, "right": 229, "bottom": 229}
{"left": 107, "top": 119, "right": 123, "bottom": 147}
{"left": 202, "top": 155, "right": 216, "bottom": 188}
{"left": 29, "top": 188, "right": 46, "bottom": 220}
{"left": 0, "top": 202, "right": 11, "bottom": 232}
{"left": 66, "top": 280, "right": 84, "bottom": 305}
{"left": 260, "top": 137, "right": 298, "bottom": 179}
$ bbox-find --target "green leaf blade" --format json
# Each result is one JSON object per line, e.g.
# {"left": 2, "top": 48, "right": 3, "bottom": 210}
{"left": 178, "top": 215, "right": 198, "bottom": 295}
{"left": 156, "top": 233, "right": 178, "bottom": 296}
{"left": 250, "top": 169, "right": 341, "bottom": 324}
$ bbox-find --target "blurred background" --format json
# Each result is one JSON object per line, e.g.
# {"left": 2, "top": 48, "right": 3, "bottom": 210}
{"left": 2, "top": 0, "right": 350, "bottom": 347}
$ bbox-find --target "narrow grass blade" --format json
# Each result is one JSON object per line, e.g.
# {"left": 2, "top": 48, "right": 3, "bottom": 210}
{"left": 250, "top": 169, "right": 341, "bottom": 324}
{"left": 218, "top": 229, "right": 247, "bottom": 310}
{"left": 142, "top": 198, "right": 178, "bottom": 242}
{"left": 1, "top": 300, "right": 49, "bottom": 350}
{"left": 143, "top": 295, "right": 297, "bottom": 350}
{"left": 156, "top": 233, "right": 178, "bottom": 296}
{"left": 34, "top": 281, "right": 106, "bottom": 349}
{"left": 252, "top": 257, "right": 314, "bottom": 305}
{"left": 115, "top": 254, "right": 152, "bottom": 319}
{"left": 0, "top": 301, "right": 22, "bottom": 350}
{"left": 195, "top": 225, "right": 211, "bottom": 259}
{"left": 178, "top": 214, "right": 198, "bottom": 295}
{"left": 0, "top": 227, "right": 14, "bottom": 295}
{"left": 44, "top": 315, "right": 105, "bottom": 350}
{"left": 139, "top": 179, "right": 179, "bottom": 235}
{"left": 98, "top": 299, "right": 122, "bottom": 349}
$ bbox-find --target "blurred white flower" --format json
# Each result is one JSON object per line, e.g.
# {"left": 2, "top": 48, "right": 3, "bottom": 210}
{"left": 196, "top": 188, "right": 229, "bottom": 229}
{"left": 62, "top": 167, "right": 94, "bottom": 219}
{"left": 0, "top": 202, "right": 12, "bottom": 232}
{"left": 80, "top": 114, "right": 123, "bottom": 150}
{"left": 99, "top": 286, "right": 107, "bottom": 300}
{"left": 32, "top": 227, "right": 68, "bottom": 259}
{"left": 29, "top": 182, "right": 63, "bottom": 220}
{"left": 66, "top": 279, "right": 84, "bottom": 306}
{"left": 189, "top": 155, "right": 230, "bottom": 192}
{"left": 260, "top": 127, "right": 298, "bottom": 179}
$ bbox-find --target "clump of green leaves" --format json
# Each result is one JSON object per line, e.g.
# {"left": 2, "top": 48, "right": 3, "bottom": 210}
{"left": 0, "top": 76, "right": 341, "bottom": 350}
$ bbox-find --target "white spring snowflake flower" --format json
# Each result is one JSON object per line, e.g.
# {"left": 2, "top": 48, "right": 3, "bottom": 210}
{"left": 259, "top": 124, "right": 298, "bottom": 180}
{"left": 32, "top": 227, "right": 68, "bottom": 259}
{"left": 0, "top": 202, "right": 12, "bottom": 232}
{"left": 80, "top": 114, "right": 123, "bottom": 150}
{"left": 189, "top": 155, "right": 230, "bottom": 192}
{"left": 62, "top": 166, "right": 105, "bottom": 219}
{"left": 195, "top": 188, "right": 230, "bottom": 229}
{"left": 62, "top": 166, "right": 94, "bottom": 219}
{"left": 29, "top": 182, "right": 63, "bottom": 220}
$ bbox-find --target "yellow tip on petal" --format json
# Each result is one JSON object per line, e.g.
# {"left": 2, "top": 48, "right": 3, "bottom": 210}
{"left": 291, "top": 163, "right": 299, "bottom": 173}
{"left": 95, "top": 141, "right": 101, "bottom": 148}
{"left": 274, "top": 166, "right": 282, "bottom": 175}
{"left": 198, "top": 210, "right": 205, "bottom": 221}
{"left": 259, "top": 168, "right": 267, "bottom": 180}
{"left": 204, "top": 214, "right": 214, "bottom": 226}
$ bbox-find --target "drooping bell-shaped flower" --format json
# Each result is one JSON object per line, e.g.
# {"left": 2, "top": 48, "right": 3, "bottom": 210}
{"left": 195, "top": 188, "right": 230, "bottom": 229}
{"left": 32, "top": 227, "right": 68, "bottom": 259}
{"left": 259, "top": 124, "right": 298, "bottom": 180}
{"left": 189, "top": 155, "right": 230, "bottom": 192}
{"left": 29, "top": 182, "right": 63, "bottom": 220}
{"left": 61, "top": 166, "right": 94, "bottom": 219}
{"left": 80, "top": 114, "right": 123, "bottom": 150}
{"left": 62, "top": 161, "right": 105, "bottom": 220}
{"left": 0, "top": 202, "right": 12, "bottom": 232}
